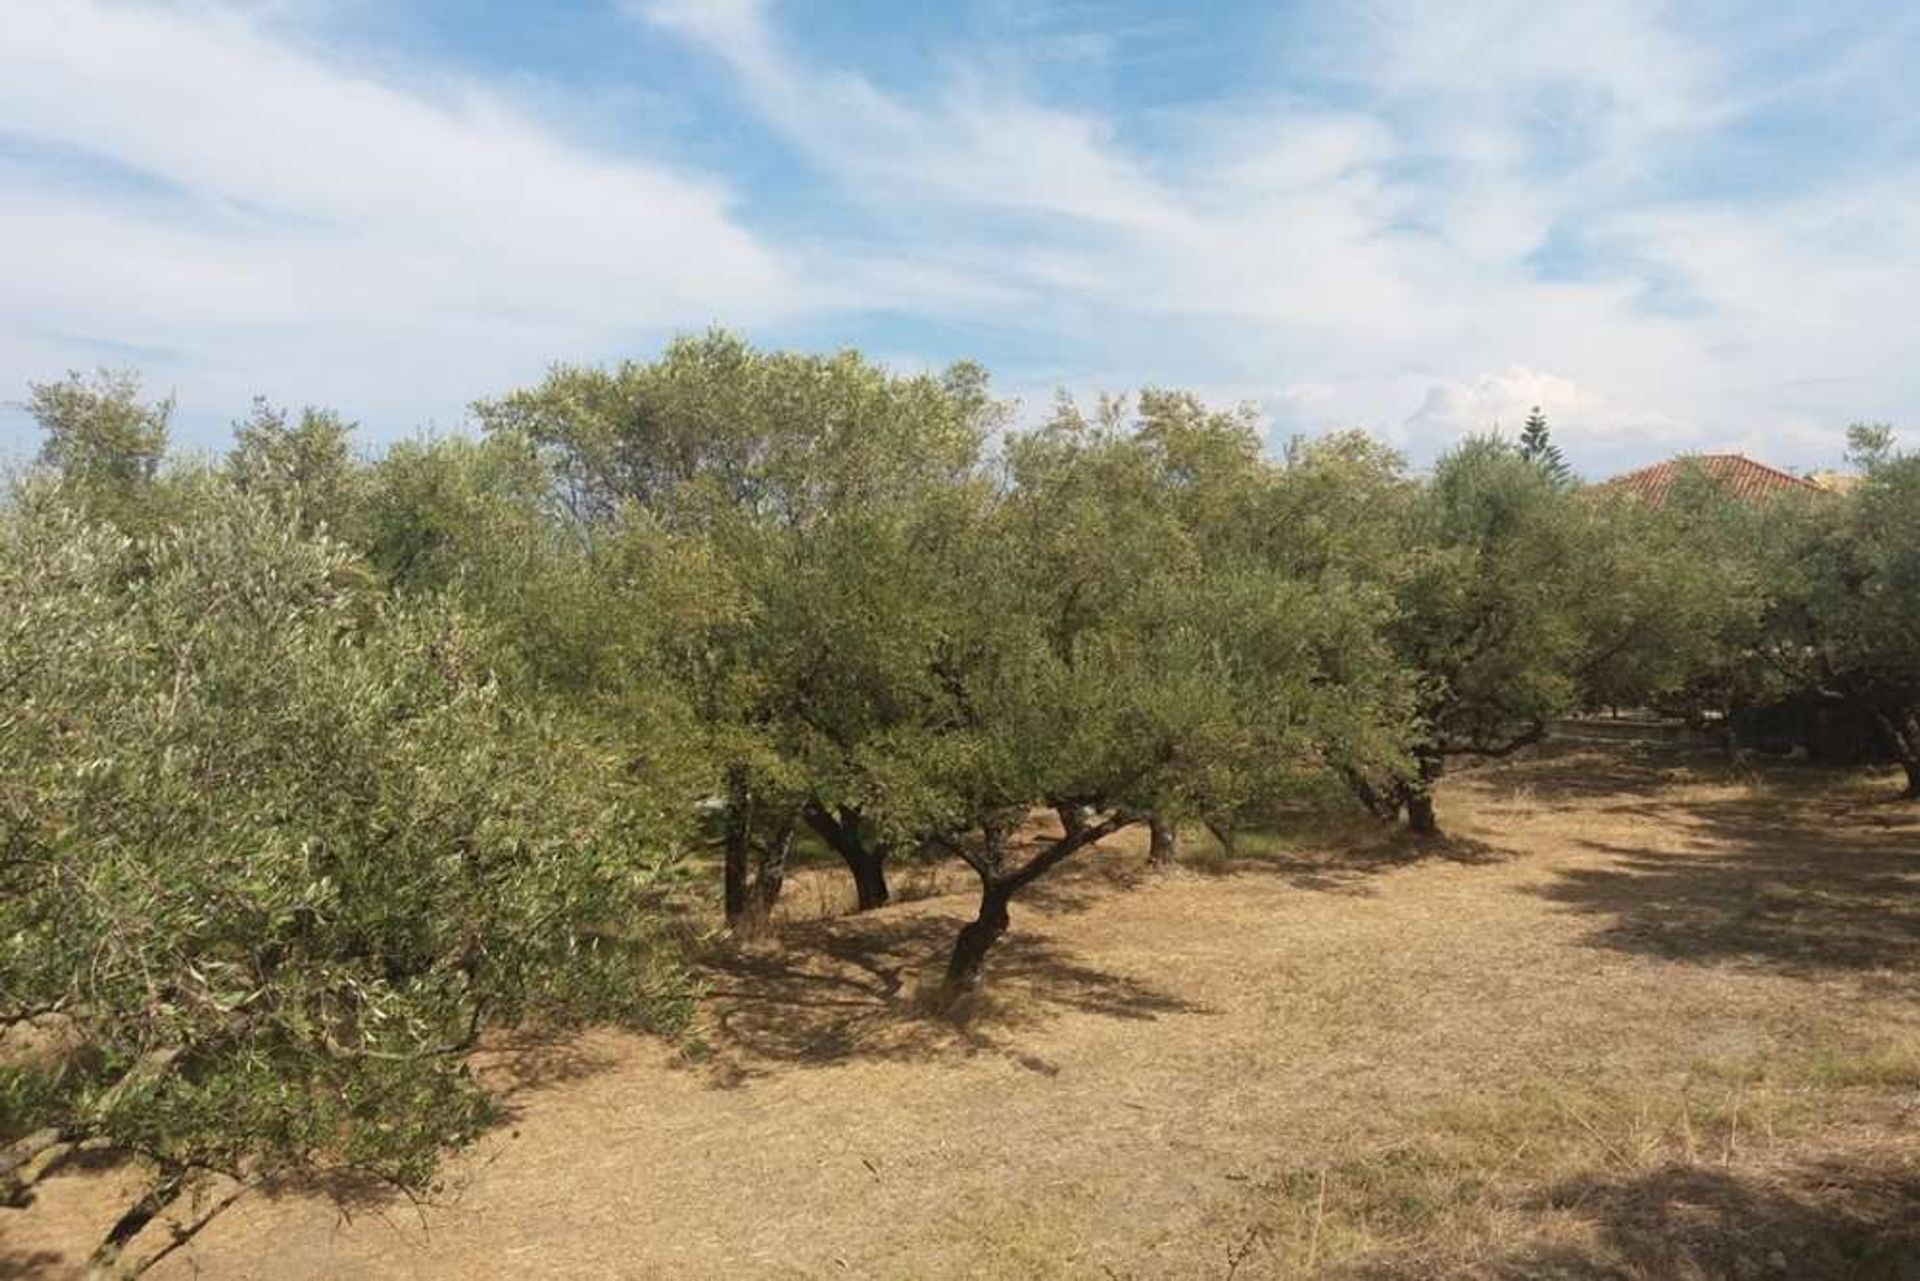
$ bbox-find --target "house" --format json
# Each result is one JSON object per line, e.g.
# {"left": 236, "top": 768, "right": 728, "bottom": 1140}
{"left": 1602, "top": 454, "right": 1884, "bottom": 764}
{"left": 1601, "top": 453, "right": 1822, "bottom": 506}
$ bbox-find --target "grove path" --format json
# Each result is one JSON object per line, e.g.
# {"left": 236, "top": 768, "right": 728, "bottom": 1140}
{"left": 10, "top": 745, "right": 1918, "bottom": 1278}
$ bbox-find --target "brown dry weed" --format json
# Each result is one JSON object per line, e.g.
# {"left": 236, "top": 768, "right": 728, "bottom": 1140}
{"left": 4, "top": 742, "right": 1916, "bottom": 1278}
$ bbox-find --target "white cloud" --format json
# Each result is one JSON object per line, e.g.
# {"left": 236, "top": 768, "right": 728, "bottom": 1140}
{"left": 0, "top": 0, "right": 796, "bottom": 438}
{"left": 643, "top": 0, "right": 1191, "bottom": 236}
{"left": 637, "top": 0, "right": 1914, "bottom": 473}
{"left": 2, "top": 0, "right": 1912, "bottom": 474}
{"left": 1400, "top": 365, "right": 1685, "bottom": 461}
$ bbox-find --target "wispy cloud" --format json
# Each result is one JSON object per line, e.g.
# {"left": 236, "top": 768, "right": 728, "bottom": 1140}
{"left": 634, "top": 0, "right": 1919, "bottom": 470}
{"left": 0, "top": 0, "right": 794, "bottom": 436}
{"left": 2, "top": 0, "right": 1915, "bottom": 474}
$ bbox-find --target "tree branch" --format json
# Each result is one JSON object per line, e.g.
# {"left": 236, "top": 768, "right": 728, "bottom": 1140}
{"left": 999, "top": 811, "right": 1138, "bottom": 896}
{"left": 1, "top": 1128, "right": 65, "bottom": 1202}
{"left": 1442, "top": 720, "right": 1546, "bottom": 760}
{"left": 124, "top": 1175, "right": 252, "bottom": 1279}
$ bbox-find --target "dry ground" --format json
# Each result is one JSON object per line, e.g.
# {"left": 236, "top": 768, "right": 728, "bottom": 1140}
{"left": 6, "top": 742, "right": 1918, "bottom": 1279}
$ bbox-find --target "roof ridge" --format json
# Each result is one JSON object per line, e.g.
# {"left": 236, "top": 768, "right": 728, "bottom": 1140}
{"left": 1608, "top": 453, "right": 1814, "bottom": 485}
{"left": 1720, "top": 454, "right": 1815, "bottom": 487}
{"left": 1598, "top": 452, "right": 1823, "bottom": 505}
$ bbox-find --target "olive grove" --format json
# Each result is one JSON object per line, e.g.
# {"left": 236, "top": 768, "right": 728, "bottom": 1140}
{"left": 2, "top": 347, "right": 1908, "bottom": 1272}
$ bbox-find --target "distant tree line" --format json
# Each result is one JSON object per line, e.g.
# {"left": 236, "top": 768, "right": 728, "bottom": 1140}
{"left": 3, "top": 337, "right": 1913, "bottom": 1272}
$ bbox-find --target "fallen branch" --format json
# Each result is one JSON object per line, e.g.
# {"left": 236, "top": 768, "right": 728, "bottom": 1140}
{"left": 87, "top": 1165, "right": 187, "bottom": 1281}
{"left": 124, "top": 1176, "right": 252, "bottom": 1279}
{"left": 1, "top": 1127, "right": 65, "bottom": 1201}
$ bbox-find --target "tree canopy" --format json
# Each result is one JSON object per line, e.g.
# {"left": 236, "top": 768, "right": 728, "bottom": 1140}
{"left": 3, "top": 341, "right": 1907, "bottom": 1269}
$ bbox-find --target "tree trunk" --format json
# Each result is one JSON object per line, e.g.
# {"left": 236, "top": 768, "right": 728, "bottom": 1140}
{"left": 846, "top": 848, "right": 889, "bottom": 911}
{"left": 939, "top": 811, "right": 1137, "bottom": 1001}
{"left": 945, "top": 882, "right": 1012, "bottom": 992}
{"left": 1053, "top": 802, "right": 1087, "bottom": 839}
{"left": 1405, "top": 789, "right": 1439, "bottom": 835}
{"left": 1405, "top": 747, "right": 1444, "bottom": 835}
{"left": 751, "top": 820, "right": 794, "bottom": 915}
{"left": 1146, "top": 815, "right": 1177, "bottom": 868}
{"left": 1873, "top": 710, "right": 1920, "bottom": 799}
{"left": 1205, "top": 818, "right": 1238, "bottom": 859}
{"left": 1343, "top": 768, "right": 1402, "bottom": 823}
{"left": 981, "top": 814, "right": 1013, "bottom": 876}
{"left": 721, "top": 771, "right": 751, "bottom": 927}
{"left": 803, "top": 804, "right": 891, "bottom": 911}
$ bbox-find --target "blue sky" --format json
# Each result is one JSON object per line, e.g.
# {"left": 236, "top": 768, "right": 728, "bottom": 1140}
{"left": 2, "top": 1, "right": 1917, "bottom": 476}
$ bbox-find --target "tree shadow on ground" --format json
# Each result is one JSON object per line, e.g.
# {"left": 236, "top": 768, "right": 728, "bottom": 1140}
{"left": 1172, "top": 826, "right": 1512, "bottom": 899}
{"left": 1534, "top": 775, "right": 1920, "bottom": 981}
{"left": 1452, "top": 736, "right": 1719, "bottom": 804}
{"left": 1443, "top": 1157, "right": 1920, "bottom": 1280}
{"left": 472, "top": 1030, "right": 634, "bottom": 1125}
{"left": 690, "top": 905, "right": 1204, "bottom": 1085}
{"left": 0, "top": 1249, "right": 63, "bottom": 1281}
{"left": 1467, "top": 733, "right": 1909, "bottom": 816}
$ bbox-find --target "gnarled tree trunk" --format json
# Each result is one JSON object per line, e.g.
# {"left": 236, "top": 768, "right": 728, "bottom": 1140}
{"left": 804, "top": 803, "right": 891, "bottom": 911}
{"left": 941, "top": 811, "right": 1137, "bottom": 1001}
{"left": 1404, "top": 743, "right": 1446, "bottom": 835}
{"left": 751, "top": 819, "right": 795, "bottom": 916}
{"left": 945, "top": 882, "right": 1013, "bottom": 992}
{"left": 1404, "top": 789, "right": 1439, "bottom": 835}
{"left": 1343, "top": 768, "right": 1404, "bottom": 823}
{"left": 722, "top": 769, "right": 752, "bottom": 926}
{"left": 1146, "top": 815, "right": 1178, "bottom": 867}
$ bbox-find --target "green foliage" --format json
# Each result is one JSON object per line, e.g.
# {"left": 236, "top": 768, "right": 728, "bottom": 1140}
{"left": 1845, "top": 422, "right": 1896, "bottom": 471}
{"left": 0, "top": 479, "right": 691, "bottom": 1202}
{"left": 226, "top": 398, "right": 359, "bottom": 535}
{"left": 1343, "top": 436, "right": 1593, "bottom": 827}
{"left": 473, "top": 330, "right": 995, "bottom": 534}
{"left": 1403, "top": 438, "right": 1586, "bottom": 742}
{"left": 27, "top": 370, "right": 172, "bottom": 525}
{"left": 476, "top": 334, "right": 1006, "bottom": 902}
{"left": 1579, "top": 468, "right": 1780, "bottom": 720}
{"left": 1764, "top": 434, "right": 1920, "bottom": 790}
{"left": 6, "top": 330, "right": 1907, "bottom": 1246}
{"left": 1518, "top": 405, "right": 1573, "bottom": 489}
{"left": 898, "top": 397, "right": 1420, "bottom": 985}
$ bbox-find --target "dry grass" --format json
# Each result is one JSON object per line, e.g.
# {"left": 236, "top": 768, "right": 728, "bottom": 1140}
{"left": 4, "top": 742, "right": 1916, "bottom": 1279}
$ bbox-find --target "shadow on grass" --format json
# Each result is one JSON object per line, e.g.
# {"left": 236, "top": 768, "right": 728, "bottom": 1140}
{"left": 0, "top": 1249, "right": 63, "bottom": 1281}
{"left": 1473, "top": 1157, "right": 1920, "bottom": 1280}
{"left": 1170, "top": 823, "right": 1512, "bottom": 899}
{"left": 475, "top": 1031, "right": 632, "bottom": 1116}
{"left": 691, "top": 905, "right": 1204, "bottom": 1084}
{"left": 1534, "top": 781, "right": 1920, "bottom": 981}
{"left": 1326, "top": 1145, "right": 1920, "bottom": 1280}
{"left": 685, "top": 805, "right": 1528, "bottom": 1087}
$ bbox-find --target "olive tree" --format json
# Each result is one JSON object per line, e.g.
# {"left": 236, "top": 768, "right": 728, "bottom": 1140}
{"left": 846, "top": 399, "right": 1413, "bottom": 993}
{"left": 1576, "top": 468, "right": 1780, "bottom": 728}
{"left": 476, "top": 333, "right": 1001, "bottom": 920}
{"left": 1766, "top": 427, "right": 1920, "bottom": 795}
{"left": 26, "top": 370, "right": 172, "bottom": 530}
{"left": 0, "top": 479, "right": 693, "bottom": 1273}
{"left": 28, "top": 370, "right": 169, "bottom": 488}
{"left": 226, "top": 398, "right": 359, "bottom": 535}
{"left": 1371, "top": 438, "right": 1589, "bottom": 833}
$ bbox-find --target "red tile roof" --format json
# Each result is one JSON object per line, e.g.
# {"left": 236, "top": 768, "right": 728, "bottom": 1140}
{"left": 1602, "top": 454, "right": 1821, "bottom": 506}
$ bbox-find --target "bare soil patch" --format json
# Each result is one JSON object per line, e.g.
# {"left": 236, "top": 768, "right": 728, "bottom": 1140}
{"left": 6, "top": 743, "right": 1917, "bottom": 1278}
